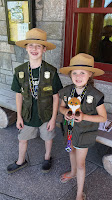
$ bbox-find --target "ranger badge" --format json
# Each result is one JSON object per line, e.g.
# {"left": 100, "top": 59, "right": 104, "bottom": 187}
{"left": 19, "top": 71, "right": 24, "bottom": 79}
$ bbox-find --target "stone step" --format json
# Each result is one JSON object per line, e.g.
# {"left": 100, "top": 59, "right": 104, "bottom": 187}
{"left": 0, "top": 83, "right": 16, "bottom": 112}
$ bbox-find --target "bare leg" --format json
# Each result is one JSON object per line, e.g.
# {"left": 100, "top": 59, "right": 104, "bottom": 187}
{"left": 69, "top": 145, "right": 77, "bottom": 176}
{"left": 76, "top": 148, "right": 88, "bottom": 200}
{"left": 64, "top": 144, "right": 77, "bottom": 177}
{"left": 16, "top": 140, "right": 28, "bottom": 165}
{"left": 60, "top": 144, "right": 77, "bottom": 182}
{"left": 45, "top": 139, "right": 53, "bottom": 160}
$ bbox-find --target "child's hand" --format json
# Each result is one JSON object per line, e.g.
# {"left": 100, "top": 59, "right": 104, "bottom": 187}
{"left": 16, "top": 116, "right": 24, "bottom": 129}
{"left": 64, "top": 110, "right": 74, "bottom": 121}
{"left": 47, "top": 118, "right": 55, "bottom": 131}
{"left": 74, "top": 111, "right": 84, "bottom": 122}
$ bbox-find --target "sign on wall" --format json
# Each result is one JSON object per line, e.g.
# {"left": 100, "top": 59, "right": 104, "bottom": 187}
{"left": 5, "top": 0, "right": 35, "bottom": 44}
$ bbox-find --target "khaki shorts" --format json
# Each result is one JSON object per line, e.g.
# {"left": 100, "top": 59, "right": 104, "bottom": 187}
{"left": 18, "top": 122, "right": 56, "bottom": 141}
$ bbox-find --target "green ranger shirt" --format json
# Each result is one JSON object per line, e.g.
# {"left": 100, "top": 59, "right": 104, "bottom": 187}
{"left": 11, "top": 66, "right": 63, "bottom": 127}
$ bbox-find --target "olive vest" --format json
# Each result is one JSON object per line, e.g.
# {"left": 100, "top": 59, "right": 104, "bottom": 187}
{"left": 59, "top": 84, "right": 104, "bottom": 148}
{"left": 15, "top": 60, "right": 56, "bottom": 123}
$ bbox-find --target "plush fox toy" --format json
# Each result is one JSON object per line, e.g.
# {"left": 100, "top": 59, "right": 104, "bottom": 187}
{"left": 65, "top": 96, "right": 81, "bottom": 152}
{"left": 68, "top": 96, "right": 81, "bottom": 116}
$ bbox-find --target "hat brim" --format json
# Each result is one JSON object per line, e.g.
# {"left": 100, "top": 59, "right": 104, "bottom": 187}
{"left": 59, "top": 66, "right": 104, "bottom": 76}
{"left": 15, "top": 40, "right": 56, "bottom": 50}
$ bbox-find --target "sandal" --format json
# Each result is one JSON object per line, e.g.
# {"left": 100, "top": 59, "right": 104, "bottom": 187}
{"left": 60, "top": 172, "right": 76, "bottom": 183}
{"left": 76, "top": 193, "right": 86, "bottom": 200}
{"left": 83, "top": 192, "right": 86, "bottom": 200}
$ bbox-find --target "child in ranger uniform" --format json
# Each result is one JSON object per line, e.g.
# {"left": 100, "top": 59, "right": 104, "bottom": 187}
{"left": 59, "top": 53, "right": 107, "bottom": 200}
{"left": 7, "top": 28, "right": 63, "bottom": 173}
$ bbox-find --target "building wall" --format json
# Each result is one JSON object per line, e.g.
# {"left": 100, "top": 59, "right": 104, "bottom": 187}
{"left": 0, "top": 0, "right": 112, "bottom": 113}
{"left": 0, "top": 0, "right": 66, "bottom": 86}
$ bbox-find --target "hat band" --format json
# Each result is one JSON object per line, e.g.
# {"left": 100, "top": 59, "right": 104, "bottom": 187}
{"left": 26, "top": 38, "right": 45, "bottom": 41}
{"left": 72, "top": 64, "right": 93, "bottom": 68}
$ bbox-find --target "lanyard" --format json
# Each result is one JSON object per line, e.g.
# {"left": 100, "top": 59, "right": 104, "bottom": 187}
{"left": 29, "top": 62, "right": 41, "bottom": 99}
{"left": 65, "top": 84, "right": 87, "bottom": 152}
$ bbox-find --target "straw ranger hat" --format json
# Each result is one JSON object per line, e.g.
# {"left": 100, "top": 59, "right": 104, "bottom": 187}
{"left": 16, "top": 28, "right": 56, "bottom": 50}
{"left": 59, "top": 53, "right": 104, "bottom": 76}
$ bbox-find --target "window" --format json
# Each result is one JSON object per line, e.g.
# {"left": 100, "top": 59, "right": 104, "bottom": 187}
{"left": 5, "top": 0, "right": 35, "bottom": 44}
{"left": 76, "top": 13, "right": 112, "bottom": 65}
{"left": 64, "top": 0, "right": 112, "bottom": 82}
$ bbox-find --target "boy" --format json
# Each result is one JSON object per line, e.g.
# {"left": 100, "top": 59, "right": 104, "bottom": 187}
{"left": 7, "top": 28, "right": 63, "bottom": 173}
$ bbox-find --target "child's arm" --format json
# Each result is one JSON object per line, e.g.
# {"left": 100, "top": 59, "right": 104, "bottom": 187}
{"left": 59, "top": 99, "right": 74, "bottom": 121}
{"left": 74, "top": 104, "right": 107, "bottom": 123}
{"left": 47, "top": 93, "right": 59, "bottom": 131}
{"left": 16, "top": 93, "right": 24, "bottom": 129}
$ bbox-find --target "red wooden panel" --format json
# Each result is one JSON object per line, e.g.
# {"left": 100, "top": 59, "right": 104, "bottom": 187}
{"left": 74, "top": 7, "right": 112, "bottom": 13}
{"left": 95, "top": 71, "right": 112, "bottom": 82}
{"left": 94, "top": 62, "right": 112, "bottom": 82}
{"left": 63, "top": 0, "right": 75, "bottom": 67}
{"left": 88, "top": 0, "right": 91, "bottom": 8}
{"left": 102, "top": 0, "right": 105, "bottom": 7}
{"left": 72, "top": 13, "right": 78, "bottom": 57}
{"left": 74, "top": 0, "right": 77, "bottom": 9}
{"left": 64, "top": 0, "right": 112, "bottom": 82}
{"left": 94, "top": 62, "right": 112, "bottom": 72}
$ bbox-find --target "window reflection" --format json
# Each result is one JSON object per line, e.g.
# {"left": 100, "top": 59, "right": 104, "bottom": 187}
{"left": 104, "top": 0, "right": 112, "bottom": 7}
{"left": 91, "top": 0, "right": 95, "bottom": 7}
{"left": 76, "top": 13, "right": 112, "bottom": 64}
{"left": 77, "top": 0, "right": 112, "bottom": 8}
{"left": 98, "top": 25, "right": 112, "bottom": 64}
{"left": 93, "top": 0, "right": 102, "bottom": 7}
{"left": 77, "top": 0, "right": 89, "bottom": 8}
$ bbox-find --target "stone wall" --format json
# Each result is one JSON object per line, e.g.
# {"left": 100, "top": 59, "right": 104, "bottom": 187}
{"left": 0, "top": 0, "right": 14, "bottom": 85}
{"left": 36, "top": 0, "right": 66, "bottom": 70}
{"left": 0, "top": 0, "right": 112, "bottom": 113}
{"left": 0, "top": 0, "right": 66, "bottom": 86}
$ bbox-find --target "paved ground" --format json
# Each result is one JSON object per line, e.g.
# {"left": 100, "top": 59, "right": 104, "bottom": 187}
{"left": 0, "top": 124, "right": 112, "bottom": 200}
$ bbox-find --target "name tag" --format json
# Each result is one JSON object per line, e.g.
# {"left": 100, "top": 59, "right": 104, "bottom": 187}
{"left": 43, "top": 86, "right": 52, "bottom": 91}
